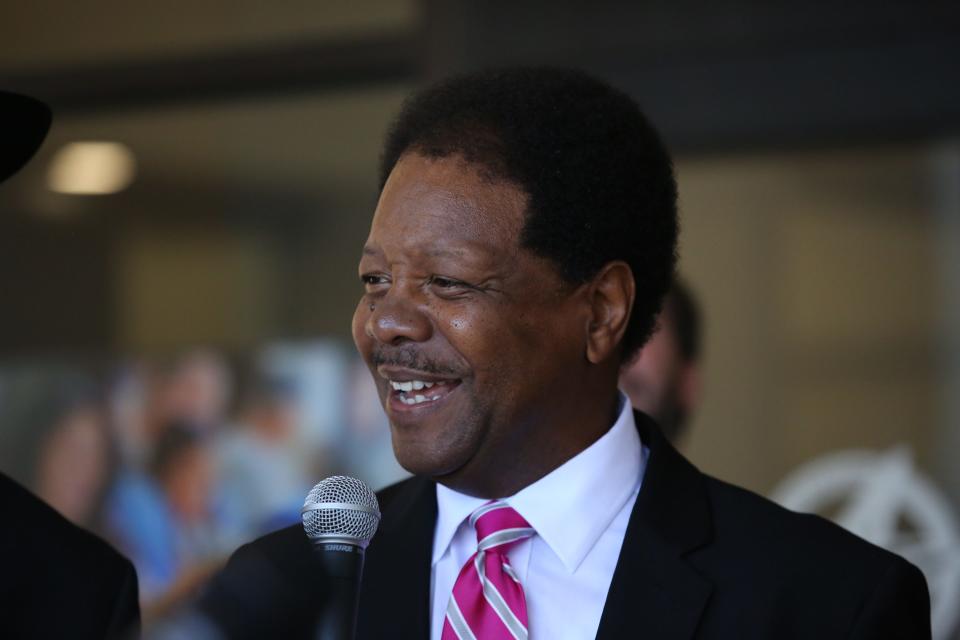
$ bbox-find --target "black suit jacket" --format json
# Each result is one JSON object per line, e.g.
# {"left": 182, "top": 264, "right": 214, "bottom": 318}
{"left": 223, "top": 412, "right": 930, "bottom": 639}
{"left": 0, "top": 472, "right": 140, "bottom": 639}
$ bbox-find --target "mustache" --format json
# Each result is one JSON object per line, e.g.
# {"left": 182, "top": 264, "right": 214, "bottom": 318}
{"left": 371, "top": 346, "right": 461, "bottom": 377}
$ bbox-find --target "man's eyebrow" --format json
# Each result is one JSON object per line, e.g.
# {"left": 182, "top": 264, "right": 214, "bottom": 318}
{"left": 361, "top": 246, "right": 380, "bottom": 257}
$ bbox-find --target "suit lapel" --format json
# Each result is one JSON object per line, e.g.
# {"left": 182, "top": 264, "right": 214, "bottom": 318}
{"left": 596, "top": 412, "right": 714, "bottom": 640}
{"left": 356, "top": 476, "right": 436, "bottom": 640}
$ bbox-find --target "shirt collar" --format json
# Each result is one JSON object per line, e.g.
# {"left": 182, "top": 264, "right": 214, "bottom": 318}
{"left": 433, "top": 394, "right": 644, "bottom": 573}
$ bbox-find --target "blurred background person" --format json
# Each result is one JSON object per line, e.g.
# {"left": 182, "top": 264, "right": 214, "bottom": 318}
{"left": 216, "top": 373, "right": 312, "bottom": 540}
{"left": 33, "top": 388, "right": 115, "bottom": 527}
{"left": 620, "top": 278, "right": 703, "bottom": 444}
{"left": 0, "top": 369, "right": 117, "bottom": 532}
{"left": 150, "top": 424, "right": 223, "bottom": 573}
{"left": 108, "top": 359, "right": 167, "bottom": 470}
{"left": 103, "top": 349, "right": 235, "bottom": 607}
{"left": 154, "top": 349, "right": 234, "bottom": 436}
{"left": 107, "top": 422, "right": 227, "bottom": 622}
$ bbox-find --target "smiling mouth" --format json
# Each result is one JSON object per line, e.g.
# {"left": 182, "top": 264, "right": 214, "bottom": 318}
{"left": 387, "top": 378, "right": 461, "bottom": 408}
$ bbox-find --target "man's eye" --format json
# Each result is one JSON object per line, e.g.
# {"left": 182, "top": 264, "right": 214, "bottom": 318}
{"left": 430, "top": 276, "right": 461, "bottom": 288}
{"left": 361, "top": 274, "right": 389, "bottom": 286}
{"left": 429, "top": 276, "right": 475, "bottom": 291}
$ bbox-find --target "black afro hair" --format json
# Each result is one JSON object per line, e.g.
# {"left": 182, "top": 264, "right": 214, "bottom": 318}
{"left": 379, "top": 67, "right": 678, "bottom": 361}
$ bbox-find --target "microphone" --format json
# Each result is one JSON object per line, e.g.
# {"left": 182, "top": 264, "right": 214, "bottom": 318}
{"left": 301, "top": 476, "right": 381, "bottom": 640}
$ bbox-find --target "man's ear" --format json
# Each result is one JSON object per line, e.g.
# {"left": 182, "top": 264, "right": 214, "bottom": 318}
{"left": 585, "top": 261, "right": 634, "bottom": 364}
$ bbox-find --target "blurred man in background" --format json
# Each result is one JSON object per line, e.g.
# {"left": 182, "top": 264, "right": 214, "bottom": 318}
{"left": 0, "top": 90, "right": 140, "bottom": 639}
{"left": 619, "top": 278, "right": 702, "bottom": 444}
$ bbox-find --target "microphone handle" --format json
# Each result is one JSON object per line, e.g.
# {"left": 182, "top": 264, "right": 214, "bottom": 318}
{"left": 316, "top": 543, "right": 365, "bottom": 640}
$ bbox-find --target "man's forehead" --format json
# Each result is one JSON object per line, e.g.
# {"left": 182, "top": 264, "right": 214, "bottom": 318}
{"left": 365, "top": 154, "right": 528, "bottom": 256}
{"left": 361, "top": 244, "right": 471, "bottom": 259}
{"left": 381, "top": 153, "right": 527, "bottom": 215}
{"left": 360, "top": 233, "right": 514, "bottom": 269}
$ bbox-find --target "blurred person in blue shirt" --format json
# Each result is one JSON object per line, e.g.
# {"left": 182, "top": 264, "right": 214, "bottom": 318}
{"left": 106, "top": 423, "right": 228, "bottom": 620}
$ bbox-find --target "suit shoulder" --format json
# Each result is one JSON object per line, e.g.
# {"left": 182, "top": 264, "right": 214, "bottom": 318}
{"left": 237, "top": 522, "right": 310, "bottom": 566}
{"left": 1, "top": 473, "right": 132, "bottom": 572}
{"left": 203, "top": 527, "right": 325, "bottom": 639}
{"left": 700, "top": 474, "right": 918, "bottom": 582}
{"left": 0, "top": 474, "right": 140, "bottom": 638}
{"left": 691, "top": 474, "right": 930, "bottom": 636}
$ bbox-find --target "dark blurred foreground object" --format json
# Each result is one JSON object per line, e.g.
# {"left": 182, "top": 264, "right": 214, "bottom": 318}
{"left": 0, "top": 92, "right": 140, "bottom": 639}
{"left": 0, "top": 473, "right": 139, "bottom": 639}
{"left": 0, "top": 90, "right": 51, "bottom": 183}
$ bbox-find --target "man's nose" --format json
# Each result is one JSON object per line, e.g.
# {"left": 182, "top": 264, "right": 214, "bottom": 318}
{"left": 365, "top": 287, "right": 433, "bottom": 345}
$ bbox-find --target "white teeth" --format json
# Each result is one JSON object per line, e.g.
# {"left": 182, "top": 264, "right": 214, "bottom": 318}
{"left": 396, "top": 391, "right": 443, "bottom": 406}
{"left": 390, "top": 379, "right": 444, "bottom": 391}
{"left": 390, "top": 379, "right": 455, "bottom": 404}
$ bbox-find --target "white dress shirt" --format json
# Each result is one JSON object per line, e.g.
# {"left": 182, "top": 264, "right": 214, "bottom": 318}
{"left": 430, "top": 395, "right": 648, "bottom": 639}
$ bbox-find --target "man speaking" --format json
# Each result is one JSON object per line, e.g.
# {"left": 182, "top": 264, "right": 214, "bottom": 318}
{"left": 228, "top": 68, "right": 930, "bottom": 639}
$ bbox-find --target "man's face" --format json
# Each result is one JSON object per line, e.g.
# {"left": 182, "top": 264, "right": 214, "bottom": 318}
{"left": 352, "top": 152, "right": 587, "bottom": 495}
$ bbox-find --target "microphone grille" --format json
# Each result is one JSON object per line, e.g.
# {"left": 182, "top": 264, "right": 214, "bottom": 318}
{"left": 301, "top": 476, "right": 381, "bottom": 547}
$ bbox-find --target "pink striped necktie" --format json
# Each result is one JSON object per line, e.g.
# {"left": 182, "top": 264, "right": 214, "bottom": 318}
{"left": 442, "top": 501, "right": 536, "bottom": 640}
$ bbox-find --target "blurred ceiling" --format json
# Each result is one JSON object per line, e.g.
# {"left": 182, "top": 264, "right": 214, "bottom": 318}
{"left": 0, "top": 0, "right": 419, "bottom": 71}
{"left": 8, "top": 84, "right": 411, "bottom": 208}
{"left": 1, "top": 1, "right": 422, "bottom": 215}
{"left": 4, "top": 1, "right": 959, "bottom": 155}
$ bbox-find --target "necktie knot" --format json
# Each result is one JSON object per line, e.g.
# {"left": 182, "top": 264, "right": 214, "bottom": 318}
{"left": 469, "top": 501, "right": 535, "bottom": 554}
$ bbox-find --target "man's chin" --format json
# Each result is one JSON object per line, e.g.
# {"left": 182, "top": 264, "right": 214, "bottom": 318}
{"left": 390, "top": 439, "right": 470, "bottom": 482}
